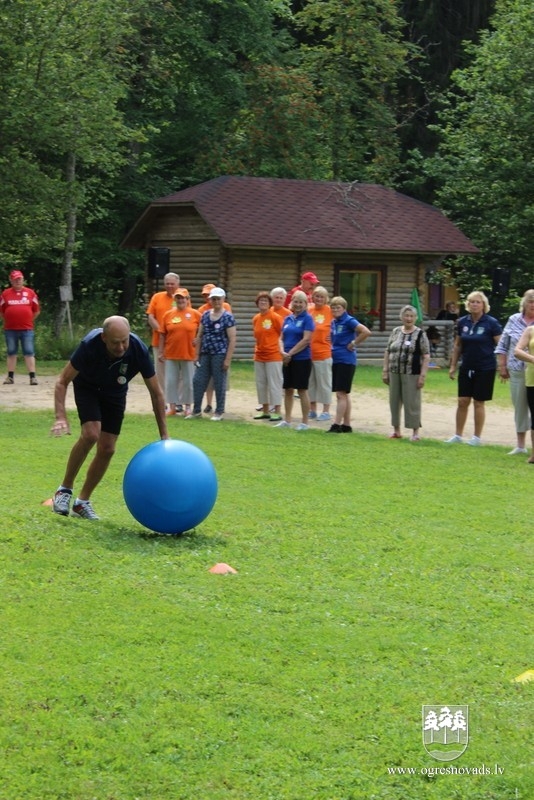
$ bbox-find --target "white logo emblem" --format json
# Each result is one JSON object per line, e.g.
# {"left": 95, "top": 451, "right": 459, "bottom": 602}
{"left": 422, "top": 705, "right": 468, "bottom": 761}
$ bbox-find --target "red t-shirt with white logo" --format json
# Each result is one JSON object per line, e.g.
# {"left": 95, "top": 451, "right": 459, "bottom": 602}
{"left": 0, "top": 287, "right": 40, "bottom": 330}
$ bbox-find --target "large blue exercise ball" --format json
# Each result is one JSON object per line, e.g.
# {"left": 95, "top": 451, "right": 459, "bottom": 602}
{"left": 123, "top": 439, "right": 218, "bottom": 534}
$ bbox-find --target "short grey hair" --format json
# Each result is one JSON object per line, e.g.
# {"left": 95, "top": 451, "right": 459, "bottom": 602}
{"left": 270, "top": 286, "right": 287, "bottom": 299}
{"left": 399, "top": 305, "right": 418, "bottom": 320}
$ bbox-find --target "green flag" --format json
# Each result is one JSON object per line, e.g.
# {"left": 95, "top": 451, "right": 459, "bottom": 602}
{"left": 410, "top": 288, "right": 423, "bottom": 325}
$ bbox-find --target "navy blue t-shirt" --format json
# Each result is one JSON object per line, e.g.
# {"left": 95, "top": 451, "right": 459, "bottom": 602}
{"left": 456, "top": 314, "right": 502, "bottom": 371}
{"left": 71, "top": 328, "right": 155, "bottom": 397}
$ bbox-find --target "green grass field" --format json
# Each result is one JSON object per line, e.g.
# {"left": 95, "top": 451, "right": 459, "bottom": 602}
{"left": 0, "top": 408, "right": 532, "bottom": 799}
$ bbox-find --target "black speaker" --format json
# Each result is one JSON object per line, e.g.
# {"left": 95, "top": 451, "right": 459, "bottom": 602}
{"left": 148, "top": 247, "right": 170, "bottom": 279}
{"left": 491, "top": 268, "right": 510, "bottom": 297}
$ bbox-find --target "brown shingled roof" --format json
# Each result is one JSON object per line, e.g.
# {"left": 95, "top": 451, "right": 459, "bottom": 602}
{"left": 122, "top": 175, "right": 478, "bottom": 254}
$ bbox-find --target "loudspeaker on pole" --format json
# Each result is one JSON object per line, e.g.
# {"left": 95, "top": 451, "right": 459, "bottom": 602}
{"left": 491, "top": 268, "right": 510, "bottom": 297}
{"left": 148, "top": 247, "right": 170, "bottom": 279}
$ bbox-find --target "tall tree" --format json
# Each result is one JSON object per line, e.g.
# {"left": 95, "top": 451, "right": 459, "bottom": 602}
{"left": 0, "top": 0, "right": 137, "bottom": 327}
{"left": 428, "top": 0, "right": 534, "bottom": 297}
{"left": 292, "top": 0, "right": 413, "bottom": 184}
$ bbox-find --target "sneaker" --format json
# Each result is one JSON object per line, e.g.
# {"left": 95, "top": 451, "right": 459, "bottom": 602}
{"left": 185, "top": 411, "right": 202, "bottom": 419}
{"left": 317, "top": 412, "right": 332, "bottom": 421}
{"left": 308, "top": 411, "right": 318, "bottom": 420}
{"left": 3, "top": 376, "right": 14, "bottom": 384}
{"left": 269, "top": 413, "right": 282, "bottom": 422}
{"left": 410, "top": 434, "right": 420, "bottom": 442}
{"left": 274, "top": 420, "right": 291, "bottom": 428}
{"left": 340, "top": 425, "right": 352, "bottom": 433}
{"left": 53, "top": 489, "right": 72, "bottom": 516}
{"left": 166, "top": 408, "right": 177, "bottom": 417}
{"left": 326, "top": 424, "right": 342, "bottom": 433}
{"left": 255, "top": 404, "right": 263, "bottom": 411}
{"left": 71, "top": 500, "right": 100, "bottom": 520}
{"left": 210, "top": 414, "right": 223, "bottom": 421}
{"left": 254, "top": 412, "right": 271, "bottom": 419}
{"left": 30, "top": 376, "right": 38, "bottom": 385}
{"left": 176, "top": 405, "right": 183, "bottom": 413}
{"left": 295, "top": 423, "right": 309, "bottom": 431}
{"left": 466, "top": 436, "right": 482, "bottom": 446}
{"left": 445, "top": 434, "right": 463, "bottom": 444}
{"left": 508, "top": 447, "right": 528, "bottom": 455}
{"left": 203, "top": 404, "right": 213, "bottom": 414}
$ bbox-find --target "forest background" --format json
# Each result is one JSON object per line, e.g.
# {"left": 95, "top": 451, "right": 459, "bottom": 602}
{"left": 0, "top": 0, "right": 532, "bottom": 341}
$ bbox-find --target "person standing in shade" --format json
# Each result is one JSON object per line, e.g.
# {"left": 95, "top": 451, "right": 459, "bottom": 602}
{"left": 189, "top": 288, "right": 236, "bottom": 421}
{"left": 495, "top": 289, "right": 534, "bottom": 455}
{"left": 146, "top": 272, "right": 181, "bottom": 389}
{"left": 50, "top": 316, "right": 168, "bottom": 520}
{"left": 382, "top": 305, "right": 430, "bottom": 441}
{"left": 275, "top": 291, "right": 315, "bottom": 430}
{"left": 1, "top": 269, "right": 40, "bottom": 385}
{"left": 437, "top": 301, "right": 459, "bottom": 321}
{"left": 446, "top": 291, "right": 502, "bottom": 446}
{"left": 326, "top": 297, "right": 371, "bottom": 434}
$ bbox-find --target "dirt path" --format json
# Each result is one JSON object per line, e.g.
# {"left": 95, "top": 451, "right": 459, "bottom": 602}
{"left": 0, "top": 373, "right": 518, "bottom": 447}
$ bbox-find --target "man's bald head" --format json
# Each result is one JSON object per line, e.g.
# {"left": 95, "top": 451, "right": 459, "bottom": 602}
{"left": 102, "top": 316, "right": 131, "bottom": 358}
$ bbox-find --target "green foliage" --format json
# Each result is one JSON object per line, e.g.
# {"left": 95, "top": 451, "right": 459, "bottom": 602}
{"left": 426, "top": 0, "right": 534, "bottom": 290}
{"left": 294, "top": 0, "right": 413, "bottom": 183}
{"left": 0, "top": 411, "right": 531, "bottom": 798}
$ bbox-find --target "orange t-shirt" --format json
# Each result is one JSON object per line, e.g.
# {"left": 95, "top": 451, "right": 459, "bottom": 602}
{"left": 198, "top": 300, "right": 232, "bottom": 315}
{"left": 147, "top": 292, "right": 177, "bottom": 347}
{"left": 309, "top": 303, "right": 332, "bottom": 360}
{"left": 272, "top": 305, "right": 291, "bottom": 319}
{"left": 253, "top": 309, "right": 283, "bottom": 362}
{"left": 159, "top": 307, "right": 201, "bottom": 360}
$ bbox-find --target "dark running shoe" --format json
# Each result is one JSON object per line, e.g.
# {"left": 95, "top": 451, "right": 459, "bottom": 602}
{"left": 325, "top": 424, "right": 342, "bottom": 433}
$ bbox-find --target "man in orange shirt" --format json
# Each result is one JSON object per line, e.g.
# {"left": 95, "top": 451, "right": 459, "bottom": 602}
{"left": 146, "top": 272, "right": 183, "bottom": 389}
{"left": 159, "top": 289, "right": 200, "bottom": 416}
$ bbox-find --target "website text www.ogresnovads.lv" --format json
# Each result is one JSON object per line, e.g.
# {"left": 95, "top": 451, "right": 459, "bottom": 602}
{"left": 387, "top": 763, "right": 504, "bottom": 777}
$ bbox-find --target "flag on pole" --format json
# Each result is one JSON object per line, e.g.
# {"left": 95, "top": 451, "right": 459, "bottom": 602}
{"left": 410, "top": 288, "right": 423, "bottom": 325}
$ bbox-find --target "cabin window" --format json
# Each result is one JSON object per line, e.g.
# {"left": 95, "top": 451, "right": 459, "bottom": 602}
{"left": 336, "top": 267, "right": 385, "bottom": 330}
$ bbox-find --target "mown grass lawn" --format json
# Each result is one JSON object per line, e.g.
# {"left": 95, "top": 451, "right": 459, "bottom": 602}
{"left": 0, "top": 410, "right": 531, "bottom": 799}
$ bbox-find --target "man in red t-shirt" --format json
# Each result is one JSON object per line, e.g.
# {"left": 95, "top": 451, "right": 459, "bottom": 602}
{"left": 284, "top": 271, "right": 320, "bottom": 307}
{"left": 0, "top": 270, "right": 40, "bottom": 384}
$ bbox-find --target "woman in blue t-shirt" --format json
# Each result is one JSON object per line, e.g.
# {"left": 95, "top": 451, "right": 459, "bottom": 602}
{"left": 276, "top": 291, "right": 315, "bottom": 431}
{"left": 446, "top": 291, "right": 502, "bottom": 446}
{"left": 326, "top": 296, "right": 371, "bottom": 434}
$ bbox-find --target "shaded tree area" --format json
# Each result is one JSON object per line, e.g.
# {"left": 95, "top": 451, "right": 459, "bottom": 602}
{"left": 426, "top": 0, "right": 534, "bottom": 307}
{"left": 0, "top": 0, "right": 528, "bottom": 327}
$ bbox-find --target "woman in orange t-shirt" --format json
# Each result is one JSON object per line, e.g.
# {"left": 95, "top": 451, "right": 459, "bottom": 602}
{"left": 308, "top": 286, "right": 333, "bottom": 421}
{"left": 252, "top": 291, "right": 283, "bottom": 421}
{"left": 159, "top": 290, "right": 200, "bottom": 415}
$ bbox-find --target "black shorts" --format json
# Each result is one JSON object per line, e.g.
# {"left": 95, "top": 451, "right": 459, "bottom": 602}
{"left": 283, "top": 359, "right": 312, "bottom": 391}
{"left": 458, "top": 368, "right": 496, "bottom": 402}
{"left": 332, "top": 363, "right": 356, "bottom": 393}
{"left": 74, "top": 385, "right": 126, "bottom": 436}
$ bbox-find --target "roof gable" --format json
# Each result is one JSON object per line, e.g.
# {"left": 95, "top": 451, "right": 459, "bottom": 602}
{"left": 122, "top": 175, "right": 478, "bottom": 255}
